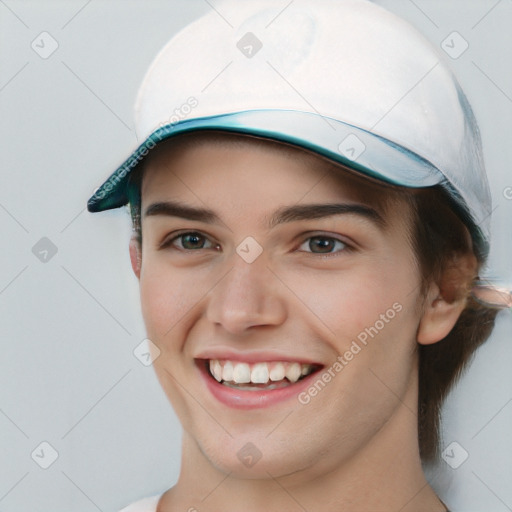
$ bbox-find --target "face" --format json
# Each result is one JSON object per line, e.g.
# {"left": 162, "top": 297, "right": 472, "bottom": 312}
{"left": 133, "top": 134, "right": 427, "bottom": 481}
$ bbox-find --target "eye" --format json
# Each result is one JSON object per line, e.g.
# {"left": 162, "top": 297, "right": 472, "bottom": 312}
{"left": 297, "top": 234, "right": 349, "bottom": 255}
{"left": 162, "top": 231, "right": 218, "bottom": 251}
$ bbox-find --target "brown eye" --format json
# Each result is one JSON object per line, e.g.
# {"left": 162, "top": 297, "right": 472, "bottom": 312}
{"left": 164, "top": 231, "right": 216, "bottom": 251}
{"left": 298, "top": 235, "right": 348, "bottom": 254}
{"left": 180, "top": 233, "right": 207, "bottom": 250}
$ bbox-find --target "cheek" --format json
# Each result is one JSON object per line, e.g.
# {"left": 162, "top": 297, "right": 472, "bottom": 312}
{"left": 139, "top": 262, "right": 200, "bottom": 341}
{"left": 289, "top": 254, "right": 422, "bottom": 408}
{"left": 296, "top": 262, "right": 421, "bottom": 432}
{"left": 334, "top": 258, "right": 422, "bottom": 395}
{"left": 291, "top": 258, "right": 419, "bottom": 340}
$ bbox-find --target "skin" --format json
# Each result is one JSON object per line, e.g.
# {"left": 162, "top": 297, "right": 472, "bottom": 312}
{"left": 129, "top": 134, "right": 468, "bottom": 511}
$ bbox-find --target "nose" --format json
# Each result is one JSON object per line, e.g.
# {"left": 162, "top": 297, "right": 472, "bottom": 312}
{"left": 206, "top": 252, "right": 287, "bottom": 335}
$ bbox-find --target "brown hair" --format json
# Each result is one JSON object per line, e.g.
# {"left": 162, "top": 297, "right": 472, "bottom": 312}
{"left": 126, "top": 132, "right": 498, "bottom": 461}
{"left": 407, "top": 187, "right": 498, "bottom": 460}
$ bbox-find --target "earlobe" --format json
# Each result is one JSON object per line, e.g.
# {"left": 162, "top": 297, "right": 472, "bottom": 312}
{"left": 129, "top": 238, "right": 142, "bottom": 279}
{"left": 416, "top": 286, "right": 466, "bottom": 345}
{"left": 417, "top": 252, "right": 476, "bottom": 345}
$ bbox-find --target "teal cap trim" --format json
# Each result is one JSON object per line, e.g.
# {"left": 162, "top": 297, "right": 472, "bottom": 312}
{"left": 86, "top": 109, "right": 487, "bottom": 258}
{"left": 87, "top": 109, "right": 443, "bottom": 212}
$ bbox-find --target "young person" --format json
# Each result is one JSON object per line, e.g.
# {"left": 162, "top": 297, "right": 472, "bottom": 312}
{"left": 87, "top": 1, "right": 508, "bottom": 510}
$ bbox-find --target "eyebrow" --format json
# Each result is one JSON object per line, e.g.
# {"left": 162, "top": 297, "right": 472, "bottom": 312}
{"left": 144, "top": 200, "right": 385, "bottom": 229}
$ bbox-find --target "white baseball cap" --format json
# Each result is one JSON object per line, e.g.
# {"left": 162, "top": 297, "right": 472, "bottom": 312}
{"left": 88, "top": 0, "right": 492, "bottom": 261}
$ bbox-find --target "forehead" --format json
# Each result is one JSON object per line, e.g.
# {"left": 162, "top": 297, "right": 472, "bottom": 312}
{"left": 140, "top": 132, "right": 405, "bottom": 211}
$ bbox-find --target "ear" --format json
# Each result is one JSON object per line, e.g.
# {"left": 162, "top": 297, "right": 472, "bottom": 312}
{"left": 417, "top": 252, "right": 477, "bottom": 345}
{"left": 129, "top": 237, "right": 142, "bottom": 279}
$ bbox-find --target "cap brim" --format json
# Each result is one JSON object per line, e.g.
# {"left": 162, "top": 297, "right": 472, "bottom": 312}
{"left": 87, "top": 109, "right": 444, "bottom": 212}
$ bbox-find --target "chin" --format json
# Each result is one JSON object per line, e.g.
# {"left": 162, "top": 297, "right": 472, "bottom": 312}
{"left": 192, "top": 428, "right": 329, "bottom": 481}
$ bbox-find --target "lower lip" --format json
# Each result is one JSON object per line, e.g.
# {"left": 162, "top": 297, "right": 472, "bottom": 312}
{"left": 197, "top": 361, "right": 322, "bottom": 410}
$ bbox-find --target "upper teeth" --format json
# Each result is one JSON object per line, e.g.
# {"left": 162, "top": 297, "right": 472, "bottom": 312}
{"left": 209, "top": 360, "right": 314, "bottom": 385}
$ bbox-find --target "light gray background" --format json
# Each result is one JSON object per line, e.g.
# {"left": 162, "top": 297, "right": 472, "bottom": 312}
{"left": 0, "top": 1, "right": 511, "bottom": 511}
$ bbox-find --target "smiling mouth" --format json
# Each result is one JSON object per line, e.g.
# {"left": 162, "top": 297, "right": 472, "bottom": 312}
{"left": 203, "top": 359, "right": 323, "bottom": 391}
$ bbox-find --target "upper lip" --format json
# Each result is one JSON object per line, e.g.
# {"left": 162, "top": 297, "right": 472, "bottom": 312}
{"left": 194, "top": 348, "right": 324, "bottom": 366}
